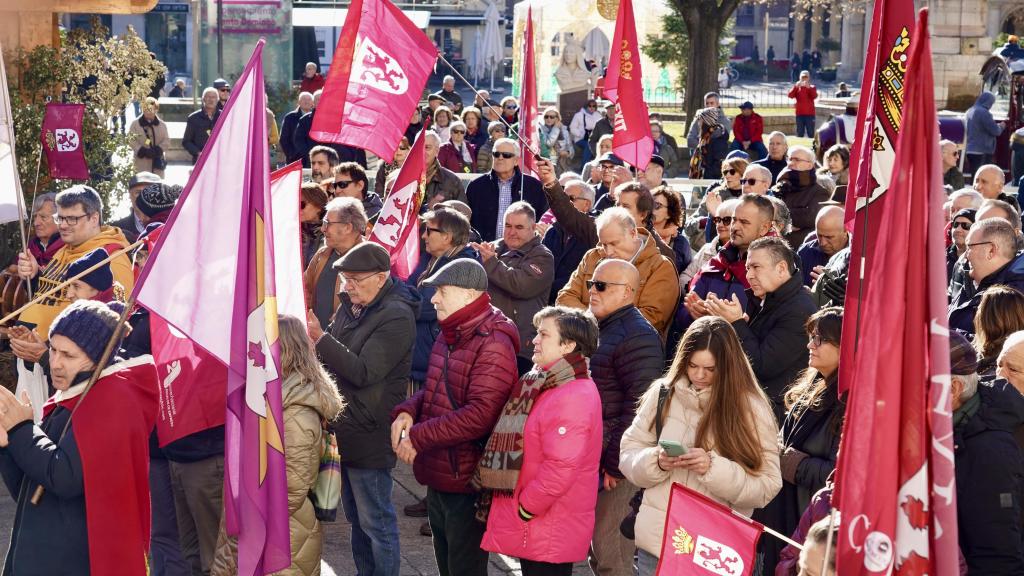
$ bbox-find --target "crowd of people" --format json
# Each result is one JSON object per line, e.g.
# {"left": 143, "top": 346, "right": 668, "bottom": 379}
{"left": 5, "top": 61, "right": 1024, "bottom": 576}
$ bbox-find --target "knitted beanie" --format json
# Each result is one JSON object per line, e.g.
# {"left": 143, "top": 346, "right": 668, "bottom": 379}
{"left": 49, "top": 300, "right": 122, "bottom": 364}
{"left": 65, "top": 248, "right": 113, "bottom": 292}
{"left": 137, "top": 183, "right": 182, "bottom": 218}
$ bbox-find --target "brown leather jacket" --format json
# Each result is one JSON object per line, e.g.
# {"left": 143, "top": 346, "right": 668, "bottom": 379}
{"left": 303, "top": 245, "right": 342, "bottom": 315}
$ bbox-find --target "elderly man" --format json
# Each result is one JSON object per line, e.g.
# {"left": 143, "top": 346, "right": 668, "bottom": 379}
{"left": 466, "top": 138, "right": 547, "bottom": 242}
{"left": 948, "top": 330, "right": 1024, "bottom": 573}
{"left": 280, "top": 91, "right": 314, "bottom": 163}
{"left": 111, "top": 172, "right": 161, "bottom": 242}
{"left": 300, "top": 62, "right": 325, "bottom": 94}
{"left": 18, "top": 193, "right": 64, "bottom": 271}
{"left": 973, "top": 164, "right": 1020, "bottom": 211}
{"left": 307, "top": 242, "right": 418, "bottom": 576}
{"left": 947, "top": 199, "right": 1021, "bottom": 304}
{"left": 309, "top": 145, "right": 340, "bottom": 184}
{"left": 473, "top": 201, "right": 554, "bottom": 374}
{"left": 542, "top": 179, "right": 595, "bottom": 303}
{"left": 686, "top": 92, "right": 732, "bottom": 179}
{"left": 585, "top": 258, "right": 664, "bottom": 576}
{"left": 304, "top": 197, "right": 367, "bottom": 328}
{"left": 741, "top": 164, "right": 773, "bottom": 196}
{"left": 331, "top": 162, "right": 383, "bottom": 220}
{"left": 949, "top": 217, "right": 1024, "bottom": 335}
{"left": 406, "top": 131, "right": 466, "bottom": 208}
{"left": 941, "top": 140, "right": 965, "bottom": 190}
{"left": 0, "top": 300, "right": 157, "bottom": 576}
{"left": 592, "top": 153, "right": 633, "bottom": 210}
{"left": 706, "top": 236, "right": 817, "bottom": 417}
{"left": 391, "top": 259, "right": 519, "bottom": 576}
{"left": 754, "top": 131, "right": 789, "bottom": 183}
{"left": 638, "top": 155, "right": 666, "bottom": 189}
{"left": 998, "top": 331, "right": 1024, "bottom": 395}
{"left": 949, "top": 188, "right": 984, "bottom": 219}
{"left": 432, "top": 75, "right": 463, "bottom": 114}
{"left": 797, "top": 206, "right": 849, "bottom": 286}
{"left": 557, "top": 207, "right": 678, "bottom": 335}
{"left": 773, "top": 146, "right": 831, "bottom": 247}
{"left": 181, "top": 87, "right": 221, "bottom": 164}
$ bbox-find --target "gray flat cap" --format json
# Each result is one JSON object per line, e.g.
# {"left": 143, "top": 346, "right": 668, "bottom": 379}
{"left": 422, "top": 259, "right": 488, "bottom": 291}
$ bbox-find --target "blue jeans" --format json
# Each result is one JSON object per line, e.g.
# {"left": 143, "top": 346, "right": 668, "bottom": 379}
{"left": 149, "top": 458, "right": 191, "bottom": 576}
{"left": 636, "top": 548, "right": 659, "bottom": 576}
{"left": 341, "top": 467, "right": 401, "bottom": 576}
{"left": 795, "top": 115, "right": 816, "bottom": 138}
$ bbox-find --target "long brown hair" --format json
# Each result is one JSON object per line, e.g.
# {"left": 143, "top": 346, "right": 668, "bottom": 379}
{"left": 278, "top": 315, "right": 346, "bottom": 420}
{"left": 974, "top": 285, "right": 1024, "bottom": 362}
{"left": 784, "top": 307, "right": 843, "bottom": 414}
{"left": 652, "top": 316, "right": 771, "bottom": 473}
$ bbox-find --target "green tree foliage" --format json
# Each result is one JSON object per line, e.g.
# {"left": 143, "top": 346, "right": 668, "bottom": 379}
{"left": 641, "top": 6, "right": 733, "bottom": 106}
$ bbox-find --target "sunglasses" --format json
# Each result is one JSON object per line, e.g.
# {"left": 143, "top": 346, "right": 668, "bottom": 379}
{"left": 741, "top": 178, "right": 764, "bottom": 186}
{"left": 493, "top": 151, "right": 517, "bottom": 159}
{"left": 451, "top": 129, "right": 466, "bottom": 135}
{"left": 423, "top": 226, "right": 444, "bottom": 235}
{"left": 504, "top": 104, "right": 518, "bottom": 109}
{"left": 588, "top": 104, "right": 598, "bottom": 109}
{"left": 332, "top": 180, "right": 353, "bottom": 189}
{"left": 723, "top": 169, "right": 738, "bottom": 176}
{"left": 544, "top": 115, "right": 558, "bottom": 119}
{"left": 951, "top": 221, "right": 973, "bottom": 231}
{"left": 712, "top": 216, "right": 734, "bottom": 225}
{"left": 586, "top": 279, "right": 628, "bottom": 292}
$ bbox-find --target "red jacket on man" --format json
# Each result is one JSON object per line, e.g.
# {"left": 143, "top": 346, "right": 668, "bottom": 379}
{"left": 733, "top": 112, "right": 765, "bottom": 143}
{"left": 788, "top": 85, "right": 818, "bottom": 116}
{"left": 393, "top": 303, "right": 519, "bottom": 493}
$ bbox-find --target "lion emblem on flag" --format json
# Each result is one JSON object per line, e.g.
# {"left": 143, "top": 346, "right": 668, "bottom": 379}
{"left": 693, "top": 535, "right": 744, "bottom": 576}
{"left": 352, "top": 36, "right": 409, "bottom": 95}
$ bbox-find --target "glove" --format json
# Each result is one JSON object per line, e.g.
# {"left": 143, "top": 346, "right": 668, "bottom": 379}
{"left": 780, "top": 446, "right": 809, "bottom": 484}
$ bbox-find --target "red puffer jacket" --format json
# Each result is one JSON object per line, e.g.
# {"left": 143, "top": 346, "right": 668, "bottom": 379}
{"left": 393, "top": 306, "right": 520, "bottom": 494}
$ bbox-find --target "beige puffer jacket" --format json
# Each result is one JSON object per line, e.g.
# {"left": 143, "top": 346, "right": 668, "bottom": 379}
{"left": 619, "top": 377, "right": 782, "bottom": 557}
{"left": 211, "top": 373, "right": 330, "bottom": 576}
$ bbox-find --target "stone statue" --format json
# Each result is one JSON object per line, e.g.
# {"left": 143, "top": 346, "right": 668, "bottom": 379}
{"left": 555, "top": 38, "right": 595, "bottom": 93}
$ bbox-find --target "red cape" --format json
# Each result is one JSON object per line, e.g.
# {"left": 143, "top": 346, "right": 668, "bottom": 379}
{"left": 43, "top": 356, "right": 159, "bottom": 576}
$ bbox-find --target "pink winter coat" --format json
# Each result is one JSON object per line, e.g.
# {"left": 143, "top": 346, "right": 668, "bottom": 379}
{"left": 480, "top": 377, "right": 603, "bottom": 563}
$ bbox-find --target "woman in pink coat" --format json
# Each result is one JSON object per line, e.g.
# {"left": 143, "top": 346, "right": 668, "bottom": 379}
{"left": 476, "top": 306, "right": 603, "bottom": 575}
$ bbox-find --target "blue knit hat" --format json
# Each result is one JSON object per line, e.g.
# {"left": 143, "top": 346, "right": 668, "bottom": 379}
{"left": 65, "top": 248, "right": 113, "bottom": 292}
{"left": 49, "top": 300, "right": 122, "bottom": 364}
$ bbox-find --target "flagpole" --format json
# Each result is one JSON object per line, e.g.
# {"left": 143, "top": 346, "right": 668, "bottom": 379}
{"left": 31, "top": 294, "right": 136, "bottom": 505}
{"left": 822, "top": 509, "right": 837, "bottom": 576}
{"left": 727, "top": 509, "right": 804, "bottom": 550}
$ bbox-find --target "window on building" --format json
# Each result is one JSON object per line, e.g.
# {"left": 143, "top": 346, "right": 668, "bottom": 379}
{"left": 736, "top": 5, "right": 755, "bottom": 28}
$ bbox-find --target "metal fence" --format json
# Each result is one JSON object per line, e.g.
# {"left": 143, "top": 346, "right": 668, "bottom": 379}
{"left": 646, "top": 86, "right": 796, "bottom": 110}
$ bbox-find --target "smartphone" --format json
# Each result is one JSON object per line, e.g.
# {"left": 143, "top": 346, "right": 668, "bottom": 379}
{"left": 658, "top": 440, "right": 688, "bottom": 457}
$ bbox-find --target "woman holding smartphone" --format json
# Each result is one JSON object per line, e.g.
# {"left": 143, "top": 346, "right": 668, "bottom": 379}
{"left": 620, "top": 316, "right": 782, "bottom": 576}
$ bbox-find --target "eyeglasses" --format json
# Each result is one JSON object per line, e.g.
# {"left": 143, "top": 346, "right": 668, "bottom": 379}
{"left": 967, "top": 240, "right": 994, "bottom": 250}
{"left": 504, "top": 104, "right": 518, "bottom": 109}
{"left": 951, "top": 221, "right": 973, "bottom": 231}
{"left": 587, "top": 104, "right": 598, "bottom": 109}
{"left": 423, "top": 226, "right": 445, "bottom": 235}
{"left": 712, "top": 216, "right": 734, "bottom": 225}
{"left": 790, "top": 157, "right": 814, "bottom": 165}
{"left": 586, "top": 279, "right": 628, "bottom": 292}
{"left": 654, "top": 202, "right": 666, "bottom": 210}
{"left": 809, "top": 333, "right": 830, "bottom": 348}
{"left": 544, "top": 115, "right": 558, "bottom": 119}
{"left": 53, "top": 213, "right": 89, "bottom": 225}
{"left": 218, "top": 88, "right": 230, "bottom": 93}
{"left": 340, "top": 273, "right": 378, "bottom": 285}
{"left": 451, "top": 129, "right": 466, "bottom": 135}
{"left": 741, "top": 178, "right": 764, "bottom": 186}
{"left": 332, "top": 180, "right": 353, "bottom": 189}
{"left": 322, "top": 219, "right": 347, "bottom": 227}
{"left": 723, "top": 169, "right": 738, "bottom": 176}
{"left": 493, "top": 151, "right": 517, "bottom": 159}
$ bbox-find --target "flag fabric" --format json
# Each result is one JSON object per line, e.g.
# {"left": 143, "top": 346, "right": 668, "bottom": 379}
{"left": 310, "top": 0, "right": 438, "bottom": 163}
{"left": 369, "top": 130, "right": 425, "bottom": 280}
{"left": 133, "top": 40, "right": 290, "bottom": 575}
{"left": 835, "top": 9, "right": 959, "bottom": 576}
{"left": 838, "top": 0, "right": 915, "bottom": 393}
{"left": 603, "top": 0, "right": 653, "bottom": 170}
{"left": 655, "top": 483, "right": 762, "bottom": 576}
{"left": 0, "top": 43, "right": 26, "bottom": 224}
{"left": 517, "top": 7, "right": 539, "bottom": 177}
{"left": 40, "top": 103, "right": 89, "bottom": 180}
{"left": 151, "top": 163, "right": 306, "bottom": 448}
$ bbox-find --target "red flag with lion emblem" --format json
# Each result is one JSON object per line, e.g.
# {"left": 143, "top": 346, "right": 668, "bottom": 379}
{"left": 41, "top": 103, "right": 89, "bottom": 180}
{"left": 656, "top": 483, "right": 762, "bottom": 576}
{"left": 310, "top": 0, "right": 438, "bottom": 163}
{"left": 368, "top": 129, "right": 425, "bottom": 280}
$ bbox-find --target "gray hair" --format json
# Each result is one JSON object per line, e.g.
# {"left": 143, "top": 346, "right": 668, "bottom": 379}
{"left": 449, "top": 120, "right": 467, "bottom": 132}
{"left": 325, "top": 197, "right": 367, "bottom": 234}
{"left": 744, "top": 164, "right": 772, "bottom": 182}
{"left": 940, "top": 139, "right": 958, "bottom": 152}
{"left": 979, "top": 198, "right": 1022, "bottom": 231}
{"left": 201, "top": 86, "right": 218, "bottom": 100}
{"left": 424, "top": 130, "right": 442, "bottom": 146}
{"left": 765, "top": 195, "right": 793, "bottom": 236}
{"left": 955, "top": 372, "right": 980, "bottom": 401}
{"left": 977, "top": 164, "right": 1006, "bottom": 185}
{"left": 563, "top": 180, "right": 595, "bottom": 204}
{"left": 718, "top": 198, "right": 741, "bottom": 216}
{"left": 595, "top": 206, "right": 637, "bottom": 234}
{"left": 972, "top": 217, "right": 1019, "bottom": 259}
{"left": 493, "top": 138, "right": 520, "bottom": 156}
{"left": 504, "top": 200, "right": 536, "bottom": 223}
{"left": 950, "top": 188, "right": 984, "bottom": 210}
{"left": 32, "top": 192, "right": 57, "bottom": 213}
{"left": 423, "top": 207, "right": 471, "bottom": 246}
{"left": 788, "top": 145, "right": 815, "bottom": 163}
{"left": 768, "top": 131, "right": 788, "bottom": 143}
{"left": 443, "top": 75, "right": 455, "bottom": 83}
{"left": 56, "top": 185, "right": 103, "bottom": 219}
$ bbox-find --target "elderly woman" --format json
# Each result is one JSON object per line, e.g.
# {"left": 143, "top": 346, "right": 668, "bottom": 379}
{"left": 696, "top": 155, "right": 749, "bottom": 219}
{"left": 818, "top": 144, "right": 850, "bottom": 203}
{"left": 478, "top": 306, "right": 602, "bottom": 576}
{"left": 128, "top": 97, "right": 170, "bottom": 177}
{"left": 681, "top": 198, "right": 739, "bottom": 287}
{"left": 433, "top": 106, "right": 454, "bottom": 143}
{"left": 438, "top": 120, "right": 476, "bottom": 173}
{"left": 651, "top": 186, "right": 691, "bottom": 275}
{"left": 538, "top": 107, "right": 574, "bottom": 174}
{"left": 461, "top": 106, "right": 488, "bottom": 149}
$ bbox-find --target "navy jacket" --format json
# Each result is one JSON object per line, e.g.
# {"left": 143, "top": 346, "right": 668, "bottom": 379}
{"left": 466, "top": 169, "right": 547, "bottom": 241}
{"left": 797, "top": 239, "right": 830, "bottom": 286}
{"left": 948, "top": 252, "right": 1024, "bottom": 337}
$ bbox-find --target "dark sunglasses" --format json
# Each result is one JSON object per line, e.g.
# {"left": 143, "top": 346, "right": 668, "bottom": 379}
{"left": 451, "top": 129, "right": 466, "bottom": 135}
{"left": 723, "top": 169, "right": 738, "bottom": 176}
{"left": 544, "top": 115, "right": 558, "bottom": 119}
{"left": 504, "top": 104, "right": 518, "bottom": 109}
{"left": 951, "top": 221, "right": 973, "bottom": 231}
{"left": 493, "top": 151, "right": 517, "bottom": 159}
{"left": 586, "top": 279, "right": 628, "bottom": 292}
{"left": 332, "top": 180, "right": 353, "bottom": 189}
{"left": 712, "top": 216, "right": 734, "bottom": 225}
{"left": 741, "top": 178, "right": 763, "bottom": 186}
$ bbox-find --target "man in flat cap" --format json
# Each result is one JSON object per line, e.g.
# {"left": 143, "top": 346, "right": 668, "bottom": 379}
{"left": 306, "top": 241, "right": 418, "bottom": 576}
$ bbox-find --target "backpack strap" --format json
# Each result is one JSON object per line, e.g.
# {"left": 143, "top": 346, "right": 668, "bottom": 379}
{"left": 654, "top": 385, "right": 671, "bottom": 439}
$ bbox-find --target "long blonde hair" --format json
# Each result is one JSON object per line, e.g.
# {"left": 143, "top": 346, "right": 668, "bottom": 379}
{"left": 278, "top": 315, "right": 345, "bottom": 420}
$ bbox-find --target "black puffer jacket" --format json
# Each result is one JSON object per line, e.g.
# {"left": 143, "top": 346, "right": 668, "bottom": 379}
{"left": 317, "top": 278, "right": 419, "bottom": 469}
{"left": 591, "top": 305, "right": 664, "bottom": 478}
{"left": 733, "top": 274, "right": 818, "bottom": 419}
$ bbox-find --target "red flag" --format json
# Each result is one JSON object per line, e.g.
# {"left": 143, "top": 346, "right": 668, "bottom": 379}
{"left": 518, "top": 7, "right": 539, "bottom": 177}
{"left": 310, "top": 0, "right": 438, "bottom": 163}
{"left": 838, "top": 0, "right": 915, "bottom": 393}
{"left": 656, "top": 483, "right": 762, "bottom": 576}
{"left": 835, "top": 9, "right": 959, "bottom": 576}
{"left": 41, "top": 103, "right": 88, "bottom": 180}
{"left": 369, "top": 129, "right": 424, "bottom": 280}
{"left": 604, "top": 0, "right": 653, "bottom": 170}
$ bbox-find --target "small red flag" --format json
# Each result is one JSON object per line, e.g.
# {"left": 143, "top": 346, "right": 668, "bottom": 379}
{"left": 41, "top": 103, "right": 88, "bottom": 180}
{"left": 835, "top": 9, "right": 959, "bottom": 576}
{"left": 656, "top": 483, "right": 762, "bottom": 576}
{"left": 604, "top": 0, "right": 653, "bottom": 171}
{"left": 517, "top": 7, "right": 539, "bottom": 177}
{"left": 369, "top": 129, "right": 425, "bottom": 280}
{"left": 310, "top": 0, "right": 438, "bottom": 163}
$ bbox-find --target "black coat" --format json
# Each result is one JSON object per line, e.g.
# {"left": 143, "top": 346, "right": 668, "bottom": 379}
{"left": 591, "top": 305, "right": 664, "bottom": 478}
{"left": 956, "top": 379, "right": 1024, "bottom": 574}
{"left": 948, "top": 252, "right": 1024, "bottom": 336}
{"left": 317, "top": 278, "right": 419, "bottom": 469}
{"left": 279, "top": 107, "right": 305, "bottom": 162}
{"left": 181, "top": 108, "right": 221, "bottom": 163}
{"left": 733, "top": 274, "right": 818, "bottom": 419}
{"left": 465, "top": 169, "right": 547, "bottom": 242}
{"left": 543, "top": 222, "right": 590, "bottom": 304}
{"left": 292, "top": 109, "right": 368, "bottom": 169}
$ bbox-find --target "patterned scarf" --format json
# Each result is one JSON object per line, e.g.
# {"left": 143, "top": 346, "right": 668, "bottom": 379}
{"left": 474, "top": 351, "right": 590, "bottom": 493}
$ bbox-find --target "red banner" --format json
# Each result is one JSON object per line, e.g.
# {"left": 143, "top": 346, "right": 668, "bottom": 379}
{"left": 310, "top": 0, "right": 438, "bottom": 163}
{"left": 41, "top": 103, "right": 89, "bottom": 180}
{"left": 604, "top": 0, "right": 653, "bottom": 170}
{"left": 656, "top": 483, "right": 762, "bottom": 576}
{"left": 518, "top": 7, "right": 539, "bottom": 177}
{"left": 835, "top": 9, "right": 959, "bottom": 576}
{"left": 369, "top": 129, "right": 425, "bottom": 280}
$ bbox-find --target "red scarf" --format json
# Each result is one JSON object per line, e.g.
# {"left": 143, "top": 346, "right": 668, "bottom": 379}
{"left": 439, "top": 292, "right": 492, "bottom": 345}
{"left": 29, "top": 234, "right": 65, "bottom": 267}
{"left": 701, "top": 241, "right": 751, "bottom": 287}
